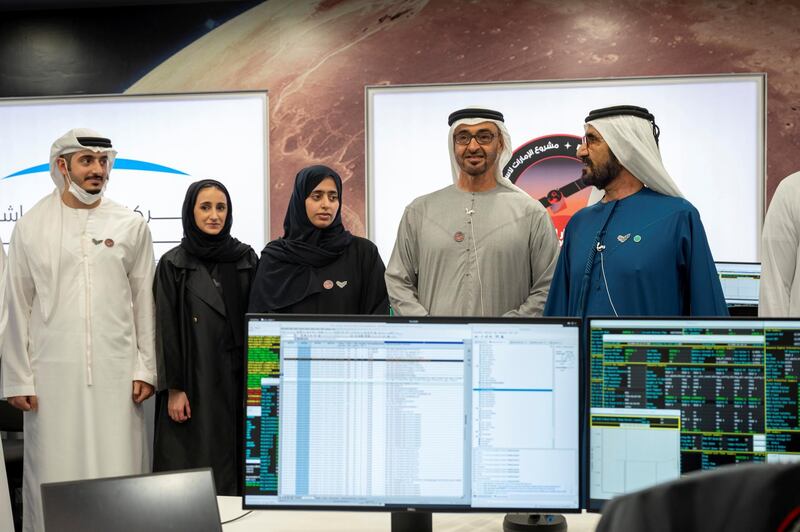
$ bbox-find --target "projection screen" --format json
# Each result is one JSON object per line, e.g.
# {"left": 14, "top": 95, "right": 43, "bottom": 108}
{"left": 367, "top": 74, "right": 765, "bottom": 264}
{"left": 0, "top": 91, "right": 268, "bottom": 260}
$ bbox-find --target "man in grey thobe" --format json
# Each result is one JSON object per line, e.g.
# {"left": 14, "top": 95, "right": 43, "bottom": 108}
{"left": 385, "top": 107, "right": 559, "bottom": 316}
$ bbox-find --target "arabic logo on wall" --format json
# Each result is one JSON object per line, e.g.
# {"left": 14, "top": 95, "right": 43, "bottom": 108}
{"left": 2, "top": 159, "right": 188, "bottom": 179}
{"left": 502, "top": 134, "right": 590, "bottom": 241}
{"left": 1, "top": 159, "right": 190, "bottom": 228}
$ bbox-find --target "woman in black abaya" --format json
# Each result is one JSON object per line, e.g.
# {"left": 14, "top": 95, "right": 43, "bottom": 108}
{"left": 152, "top": 179, "right": 257, "bottom": 495}
{"left": 248, "top": 165, "right": 388, "bottom": 314}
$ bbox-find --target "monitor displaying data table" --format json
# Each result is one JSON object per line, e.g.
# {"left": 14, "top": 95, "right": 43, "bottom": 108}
{"left": 587, "top": 318, "right": 800, "bottom": 510}
{"left": 715, "top": 262, "right": 761, "bottom": 308}
{"left": 243, "top": 315, "right": 582, "bottom": 518}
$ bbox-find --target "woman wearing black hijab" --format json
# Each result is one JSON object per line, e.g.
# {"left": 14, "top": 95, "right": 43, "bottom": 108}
{"left": 152, "top": 179, "right": 257, "bottom": 495}
{"left": 249, "top": 165, "right": 388, "bottom": 314}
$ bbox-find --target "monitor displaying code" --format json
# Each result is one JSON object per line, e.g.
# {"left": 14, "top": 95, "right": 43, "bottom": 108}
{"left": 244, "top": 316, "right": 582, "bottom": 512}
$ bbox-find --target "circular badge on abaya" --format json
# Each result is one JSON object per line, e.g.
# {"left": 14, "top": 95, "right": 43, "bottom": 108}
{"left": 454, "top": 231, "right": 465, "bottom": 243}
{"left": 323, "top": 280, "right": 334, "bottom": 290}
{"left": 104, "top": 238, "right": 115, "bottom": 247}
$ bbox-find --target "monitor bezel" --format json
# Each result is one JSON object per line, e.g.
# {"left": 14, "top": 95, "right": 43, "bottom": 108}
{"left": 714, "top": 261, "right": 762, "bottom": 270}
{"left": 584, "top": 315, "right": 799, "bottom": 512}
{"left": 242, "top": 313, "right": 584, "bottom": 514}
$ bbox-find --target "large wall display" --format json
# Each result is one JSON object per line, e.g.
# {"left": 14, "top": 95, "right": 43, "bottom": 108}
{"left": 0, "top": 91, "right": 268, "bottom": 259}
{"left": 367, "top": 74, "right": 765, "bottom": 264}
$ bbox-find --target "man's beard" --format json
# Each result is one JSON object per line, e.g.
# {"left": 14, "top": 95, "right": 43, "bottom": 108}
{"left": 79, "top": 175, "right": 106, "bottom": 194}
{"left": 581, "top": 151, "right": 623, "bottom": 190}
{"left": 458, "top": 149, "right": 495, "bottom": 177}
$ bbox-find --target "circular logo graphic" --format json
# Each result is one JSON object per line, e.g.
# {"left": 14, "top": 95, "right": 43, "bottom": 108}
{"left": 502, "top": 134, "right": 589, "bottom": 241}
{"left": 104, "top": 238, "right": 115, "bottom": 247}
{"left": 454, "top": 231, "right": 465, "bottom": 243}
{"left": 323, "top": 279, "right": 334, "bottom": 290}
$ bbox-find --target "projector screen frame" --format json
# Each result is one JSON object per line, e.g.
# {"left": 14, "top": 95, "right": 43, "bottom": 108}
{"left": 365, "top": 73, "right": 766, "bottom": 264}
{"left": 0, "top": 89, "right": 270, "bottom": 258}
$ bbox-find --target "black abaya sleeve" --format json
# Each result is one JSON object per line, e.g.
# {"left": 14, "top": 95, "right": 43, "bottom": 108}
{"left": 154, "top": 255, "right": 186, "bottom": 391}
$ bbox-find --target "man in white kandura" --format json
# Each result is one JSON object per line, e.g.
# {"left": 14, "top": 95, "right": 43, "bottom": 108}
{"left": 760, "top": 171, "right": 800, "bottom": 316}
{"left": 1, "top": 129, "right": 156, "bottom": 532}
{"left": 385, "top": 107, "right": 559, "bottom": 316}
{"left": 0, "top": 237, "right": 15, "bottom": 532}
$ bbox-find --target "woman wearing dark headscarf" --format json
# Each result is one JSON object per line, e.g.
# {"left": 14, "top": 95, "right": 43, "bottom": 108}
{"left": 152, "top": 179, "right": 257, "bottom": 495}
{"left": 249, "top": 165, "right": 388, "bottom": 314}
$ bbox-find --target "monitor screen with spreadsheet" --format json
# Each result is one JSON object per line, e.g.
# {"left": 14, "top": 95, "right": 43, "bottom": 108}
{"left": 715, "top": 262, "right": 761, "bottom": 307}
{"left": 587, "top": 318, "right": 800, "bottom": 510}
{"left": 243, "top": 315, "right": 582, "bottom": 513}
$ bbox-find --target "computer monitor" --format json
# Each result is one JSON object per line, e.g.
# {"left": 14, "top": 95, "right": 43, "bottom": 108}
{"left": 243, "top": 315, "right": 582, "bottom": 529}
{"left": 587, "top": 318, "right": 800, "bottom": 511}
{"left": 41, "top": 468, "right": 222, "bottom": 532}
{"left": 715, "top": 262, "right": 761, "bottom": 309}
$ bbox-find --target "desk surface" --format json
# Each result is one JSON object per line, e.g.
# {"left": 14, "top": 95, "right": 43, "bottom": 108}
{"left": 217, "top": 497, "right": 601, "bottom": 532}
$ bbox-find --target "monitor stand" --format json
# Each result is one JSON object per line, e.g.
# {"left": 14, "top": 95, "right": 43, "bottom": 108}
{"left": 503, "top": 513, "right": 567, "bottom": 531}
{"left": 391, "top": 510, "right": 432, "bottom": 532}
{"left": 389, "top": 511, "right": 566, "bottom": 531}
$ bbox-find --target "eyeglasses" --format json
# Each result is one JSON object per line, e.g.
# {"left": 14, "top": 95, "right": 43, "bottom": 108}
{"left": 581, "top": 133, "right": 604, "bottom": 148}
{"left": 453, "top": 130, "right": 497, "bottom": 145}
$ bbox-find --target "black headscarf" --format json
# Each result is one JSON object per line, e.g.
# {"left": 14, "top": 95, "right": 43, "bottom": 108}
{"left": 180, "top": 179, "right": 251, "bottom": 346}
{"left": 181, "top": 179, "right": 249, "bottom": 262}
{"left": 249, "top": 165, "right": 353, "bottom": 312}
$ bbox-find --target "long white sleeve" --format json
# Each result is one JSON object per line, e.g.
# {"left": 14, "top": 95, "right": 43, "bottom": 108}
{"left": 129, "top": 221, "right": 157, "bottom": 385}
{"left": 760, "top": 171, "right": 800, "bottom": 317}
{"left": 385, "top": 206, "right": 428, "bottom": 316}
{"left": 1, "top": 225, "right": 37, "bottom": 398}
{"left": 0, "top": 237, "right": 7, "bottom": 351}
{"left": 0, "top": 238, "right": 14, "bottom": 532}
{"left": 504, "top": 209, "right": 559, "bottom": 317}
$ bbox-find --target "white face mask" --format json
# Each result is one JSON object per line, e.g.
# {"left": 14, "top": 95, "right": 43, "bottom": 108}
{"left": 62, "top": 158, "right": 106, "bottom": 205}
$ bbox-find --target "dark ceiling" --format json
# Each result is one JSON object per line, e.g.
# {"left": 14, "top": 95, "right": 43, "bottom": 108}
{"left": 0, "top": 0, "right": 246, "bottom": 11}
{"left": 0, "top": 0, "right": 261, "bottom": 96}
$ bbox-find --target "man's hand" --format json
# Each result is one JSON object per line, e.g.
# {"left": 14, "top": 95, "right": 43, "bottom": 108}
{"left": 8, "top": 395, "right": 38, "bottom": 412}
{"left": 131, "top": 380, "right": 154, "bottom": 404}
{"left": 167, "top": 389, "right": 191, "bottom": 423}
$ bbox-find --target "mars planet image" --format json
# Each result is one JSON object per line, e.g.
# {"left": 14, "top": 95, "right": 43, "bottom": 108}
{"left": 128, "top": 0, "right": 800, "bottom": 239}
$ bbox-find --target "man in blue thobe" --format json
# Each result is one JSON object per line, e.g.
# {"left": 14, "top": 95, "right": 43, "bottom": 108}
{"left": 544, "top": 105, "right": 727, "bottom": 317}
